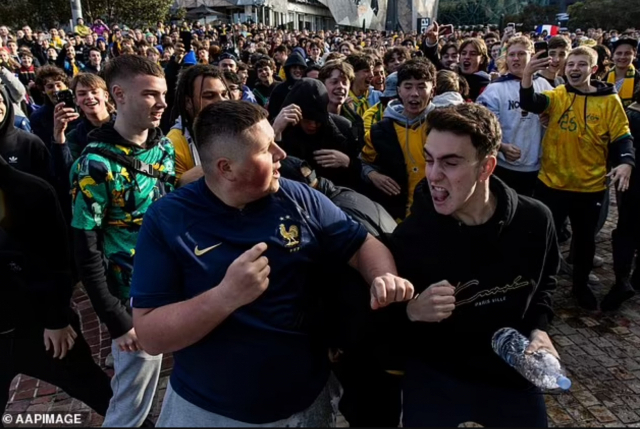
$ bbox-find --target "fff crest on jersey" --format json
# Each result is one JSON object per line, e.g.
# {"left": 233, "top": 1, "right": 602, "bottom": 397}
{"left": 277, "top": 215, "right": 301, "bottom": 252}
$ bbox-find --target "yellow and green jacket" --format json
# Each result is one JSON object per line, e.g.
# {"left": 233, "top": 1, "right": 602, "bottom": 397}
{"left": 520, "top": 81, "right": 634, "bottom": 193}
{"left": 362, "top": 102, "right": 385, "bottom": 134}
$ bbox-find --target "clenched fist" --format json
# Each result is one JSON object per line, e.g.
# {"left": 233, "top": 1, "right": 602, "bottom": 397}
{"left": 407, "top": 280, "right": 456, "bottom": 322}
{"left": 370, "top": 273, "right": 415, "bottom": 309}
{"left": 220, "top": 243, "right": 270, "bottom": 308}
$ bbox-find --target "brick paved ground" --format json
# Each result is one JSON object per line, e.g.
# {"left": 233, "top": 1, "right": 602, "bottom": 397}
{"left": 4, "top": 196, "right": 640, "bottom": 427}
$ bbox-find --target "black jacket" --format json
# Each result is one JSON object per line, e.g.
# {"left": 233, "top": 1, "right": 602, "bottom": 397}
{"left": 625, "top": 103, "right": 640, "bottom": 194}
{"left": 0, "top": 87, "right": 52, "bottom": 182}
{"left": 268, "top": 53, "right": 307, "bottom": 119}
{"left": 279, "top": 79, "right": 362, "bottom": 190}
{"left": 0, "top": 155, "right": 73, "bottom": 333}
{"left": 367, "top": 118, "right": 410, "bottom": 220}
{"left": 316, "top": 177, "right": 397, "bottom": 238}
{"left": 279, "top": 156, "right": 397, "bottom": 238}
{"left": 389, "top": 176, "right": 559, "bottom": 388}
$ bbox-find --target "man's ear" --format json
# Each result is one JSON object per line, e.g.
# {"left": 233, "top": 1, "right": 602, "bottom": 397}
{"left": 479, "top": 154, "right": 497, "bottom": 181}
{"left": 111, "top": 84, "right": 125, "bottom": 105}
{"left": 216, "top": 157, "right": 236, "bottom": 181}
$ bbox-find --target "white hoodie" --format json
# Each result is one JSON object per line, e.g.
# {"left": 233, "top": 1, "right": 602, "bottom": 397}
{"left": 431, "top": 91, "right": 465, "bottom": 108}
{"left": 477, "top": 74, "right": 553, "bottom": 172}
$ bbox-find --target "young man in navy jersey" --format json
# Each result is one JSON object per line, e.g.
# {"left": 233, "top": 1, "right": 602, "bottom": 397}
{"left": 130, "top": 101, "right": 414, "bottom": 427}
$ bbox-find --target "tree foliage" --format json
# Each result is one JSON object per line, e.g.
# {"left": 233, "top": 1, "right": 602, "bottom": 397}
{"left": 0, "top": 0, "right": 174, "bottom": 29}
{"left": 437, "top": 0, "right": 551, "bottom": 27}
{"left": 567, "top": 0, "right": 640, "bottom": 31}
{"left": 504, "top": 4, "right": 560, "bottom": 33}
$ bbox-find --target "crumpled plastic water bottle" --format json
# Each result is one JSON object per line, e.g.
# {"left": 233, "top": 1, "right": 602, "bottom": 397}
{"left": 492, "top": 327, "right": 571, "bottom": 390}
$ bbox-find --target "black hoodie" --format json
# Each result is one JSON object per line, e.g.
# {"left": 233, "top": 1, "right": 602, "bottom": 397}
{"left": 0, "top": 87, "right": 52, "bottom": 182}
{"left": 267, "top": 53, "right": 307, "bottom": 119}
{"left": 0, "top": 155, "right": 72, "bottom": 333}
{"left": 278, "top": 78, "right": 362, "bottom": 190}
{"left": 389, "top": 176, "right": 559, "bottom": 388}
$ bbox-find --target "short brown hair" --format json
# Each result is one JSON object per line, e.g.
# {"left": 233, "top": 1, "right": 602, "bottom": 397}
{"left": 383, "top": 46, "right": 409, "bottom": 66}
{"left": 436, "top": 69, "right": 468, "bottom": 98}
{"left": 255, "top": 58, "right": 275, "bottom": 71}
{"left": 318, "top": 60, "right": 355, "bottom": 83}
{"left": 194, "top": 101, "right": 268, "bottom": 171}
{"left": 325, "top": 52, "right": 345, "bottom": 62}
{"left": 548, "top": 35, "right": 571, "bottom": 51}
{"left": 345, "top": 53, "right": 374, "bottom": 72}
{"left": 35, "top": 65, "right": 68, "bottom": 91}
{"left": 427, "top": 104, "right": 502, "bottom": 159}
{"left": 102, "top": 54, "right": 165, "bottom": 97}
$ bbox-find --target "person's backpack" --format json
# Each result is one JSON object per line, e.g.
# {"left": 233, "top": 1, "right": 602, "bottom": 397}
{"left": 82, "top": 146, "right": 177, "bottom": 188}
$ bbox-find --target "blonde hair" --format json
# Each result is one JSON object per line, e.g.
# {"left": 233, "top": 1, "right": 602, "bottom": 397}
{"left": 568, "top": 46, "right": 598, "bottom": 67}
{"left": 498, "top": 36, "right": 534, "bottom": 74}
{"left": 505, "top": 36, "right": 534, "bottom": 53}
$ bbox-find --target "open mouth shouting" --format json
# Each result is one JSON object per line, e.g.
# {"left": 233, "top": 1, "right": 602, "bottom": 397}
{"left": 430, "top": 184, "right": 450, "bottom": 206}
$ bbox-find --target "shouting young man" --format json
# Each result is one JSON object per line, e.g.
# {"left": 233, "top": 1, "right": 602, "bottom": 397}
{"left": 391, "top": 103, "right": 560, "bottom": 427}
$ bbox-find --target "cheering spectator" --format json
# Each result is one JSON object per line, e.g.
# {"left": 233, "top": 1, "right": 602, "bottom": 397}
{"left": 605, "top": 38, "right": 640, "bottom": 107}
{"left": 478, "top": 36, "right": 553, "bottom": 196}
{"left": 252, "top": 58, "right": 279, "bottom": 107}
{"left": 361, "top": 58, "right": 437, "bottom": 220}
{"left": 521, "top": 46, "right": 634, "bottom": 310}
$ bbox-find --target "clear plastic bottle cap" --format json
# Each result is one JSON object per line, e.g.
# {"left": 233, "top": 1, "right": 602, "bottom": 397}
{"left": 557, "top": 376, "right": 571, "bottom": 390}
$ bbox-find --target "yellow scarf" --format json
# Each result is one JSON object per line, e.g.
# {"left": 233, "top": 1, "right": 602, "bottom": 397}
{"left": 607, "top": 64, "right": 636, "bottom": 107}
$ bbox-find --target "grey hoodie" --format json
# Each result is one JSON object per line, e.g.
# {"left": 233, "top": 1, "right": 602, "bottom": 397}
{"left": 361, "top": 99, "right": 435, "bottom": 180}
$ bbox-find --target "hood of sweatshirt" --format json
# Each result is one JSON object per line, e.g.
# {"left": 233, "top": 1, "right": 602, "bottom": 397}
{"left": 0, "top": 87, "right": 16, "bottom": 139}
{"left": 292, "top": 47, "right": 307, "bottom": 59}
{"left": 383, "top": 99, "right": 434, "bottom": 127}
{"left": 565, "top": 80, "right": 617, "bottom": 97}
{"left": 87, "top": 122, "right": 164, "bottom": 150}
{"left": 282, "top": 78, "right": 329, "bottom": 125}
{"left": 283, "top": 53, "right": 307, "bottom": 82}
{"left": 432, "top": 91, "right": 465, "bottom": 108}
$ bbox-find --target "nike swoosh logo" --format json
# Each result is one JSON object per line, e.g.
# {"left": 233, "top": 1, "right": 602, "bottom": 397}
{"left": 194, "top": 243, "right": 222, "bottom": 256}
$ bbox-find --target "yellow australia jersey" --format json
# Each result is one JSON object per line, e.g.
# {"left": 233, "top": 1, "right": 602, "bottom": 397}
{"left": 538, "top": 85, "right": 631, "bottom": 193}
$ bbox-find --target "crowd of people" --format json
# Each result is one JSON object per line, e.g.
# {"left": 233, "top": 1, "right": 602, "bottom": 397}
{"left": 1, "top": 15, "right": 639, "bottom": 428}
